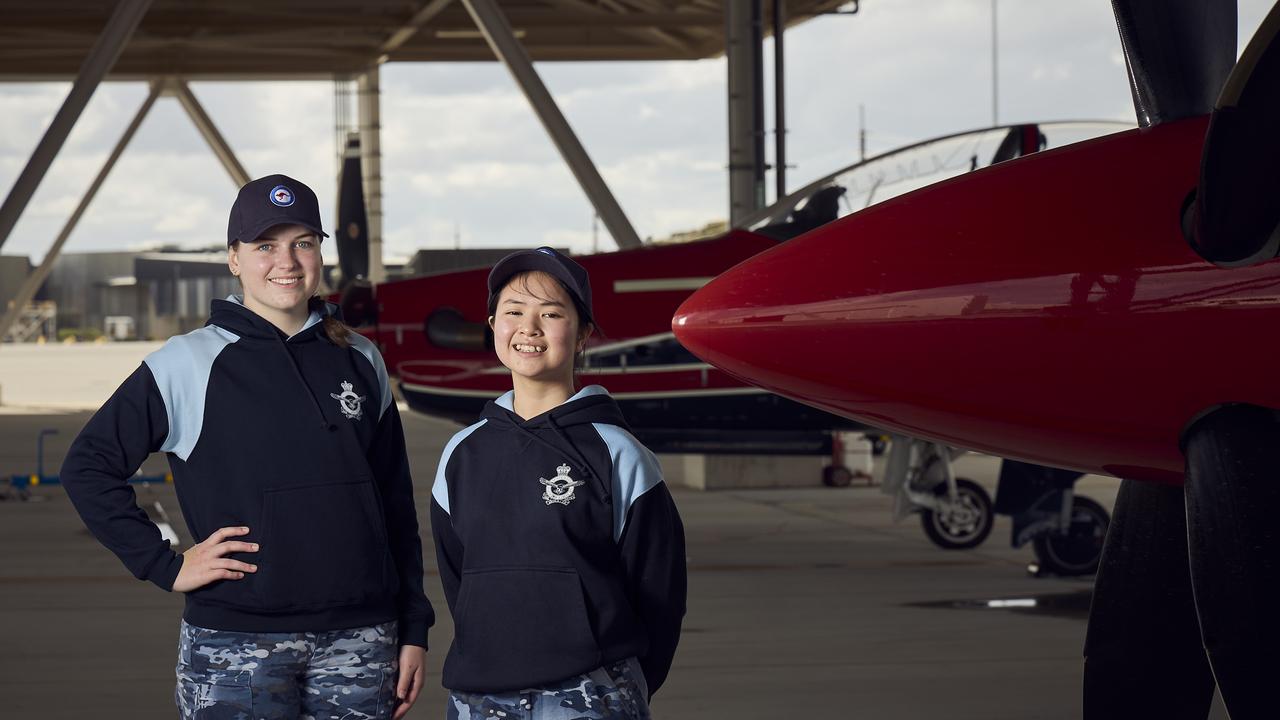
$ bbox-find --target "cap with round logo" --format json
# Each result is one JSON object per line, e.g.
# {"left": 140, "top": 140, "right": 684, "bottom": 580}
{"left": 487, "top": 246, "right": 594, "bottom": 326}
{"left": 227, "top": 173, "right": 329, "bottom": 246}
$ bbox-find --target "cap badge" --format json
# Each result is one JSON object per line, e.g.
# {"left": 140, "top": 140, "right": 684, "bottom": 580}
{"left": 540, "top": 463, "right": 584, "bottom": 506}
{"left": 269, "top": 185, "right": 296, "bottom": 207}
{"left": 330, "top": 380, "right": 366, "bottom": 420}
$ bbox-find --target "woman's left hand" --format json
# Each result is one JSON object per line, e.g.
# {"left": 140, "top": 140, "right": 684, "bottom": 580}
{"left": 393, "top": 644, "right": 427, "bottom": 719}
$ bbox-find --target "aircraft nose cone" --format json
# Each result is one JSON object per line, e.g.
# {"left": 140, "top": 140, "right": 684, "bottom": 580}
{"left": 673, "top": 117, "right": 1238, "bottom": 484}
{"left": 672, "top": 217, "right": 892, "bottom": 412}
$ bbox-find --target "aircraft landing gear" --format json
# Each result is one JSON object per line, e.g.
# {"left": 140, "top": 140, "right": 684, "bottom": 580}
{"left": 1027, "top": 494, "right": 1109, "bottom": 577}
{"left": 883, "top": 438, "right": 994, "bottom": 550}
{"left": 996, "top": 459, "right": 1110, "bottom": 577}
{"left": 920, "top": 477, "right": 994, "bottom": 549}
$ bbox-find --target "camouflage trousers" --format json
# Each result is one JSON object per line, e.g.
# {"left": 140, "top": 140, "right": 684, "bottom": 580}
{"left": 175, "top": 619, "right": 400, "bottom": 720}
{"left": 447, "top": 658, "right": 651, "bottom": 720}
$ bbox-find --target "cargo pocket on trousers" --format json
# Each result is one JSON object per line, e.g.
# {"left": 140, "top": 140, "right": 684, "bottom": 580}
{"left": 175, "top": 673, "right": 253, "bottom": 719}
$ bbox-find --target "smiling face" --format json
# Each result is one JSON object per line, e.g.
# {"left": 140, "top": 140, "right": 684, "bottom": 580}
{"left": 489, "top": 271, "right": 593, "bottom": 390}
{"left": 227, "top": 223, "right": 322, "bottom": 329}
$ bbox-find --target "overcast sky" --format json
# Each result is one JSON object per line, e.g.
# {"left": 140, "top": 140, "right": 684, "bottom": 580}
{"left": 0, "top": 0, "right": 1272, "bottom": 263}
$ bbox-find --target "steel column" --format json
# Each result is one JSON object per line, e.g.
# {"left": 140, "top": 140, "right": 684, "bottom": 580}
{"left": 358, "top": 65, "right": 386, "bottom": 283}
{"left": 1, "top": 83, "right": 161, "bottom": 341}
{"left": 0, "top": 0, "right": 153, "bottom": 252}
{"left": 727, "top": 0, "right": 765, "bottom": 223}
{"left": 462, "top": 0, "right": 642, "bottom": 250}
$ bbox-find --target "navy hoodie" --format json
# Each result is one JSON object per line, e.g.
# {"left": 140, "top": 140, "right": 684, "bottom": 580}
{"left": 431, "top": 385, "right": 687, "bottom": 696}
{"left": 60, "top": 297, "right": 433, "bottom": 647}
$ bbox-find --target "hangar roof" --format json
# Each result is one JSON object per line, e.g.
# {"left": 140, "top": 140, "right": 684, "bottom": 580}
{"left": 1, "top": 0, "right": 849, "bottom": 79}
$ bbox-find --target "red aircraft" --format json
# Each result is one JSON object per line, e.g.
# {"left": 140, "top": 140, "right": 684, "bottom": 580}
{"left": 335, "top": 122, "right": 1126, "bottom": 562}
{"left": 673, "top": 1, "right": 1279, "bottom": 717}
{"left": 352, "top": 121, "right": 1123, "bottom": 459}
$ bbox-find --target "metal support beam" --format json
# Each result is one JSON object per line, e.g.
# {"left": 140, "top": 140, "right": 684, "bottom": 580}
{"left": 1, "top": 82, "right": 161, "bottom": 342}
{"left": 378, "top": 0, "right": 455, "bottom": 62}
{"left": 543, "top": 0, "right": 697, "bottom": 55}
{"left": 358, "top": 66, "right": 386, "bottom": 282}
{"left": 0, "top": 0, "right": 153, "bottom": 252}
{"left": 462, "top": 0, "right": 642, "bottom": 250}
{"left": 166, "top": 78, "right": 251, "bottom": 187}
{"left": 727, "top": 0, "right": 766, "bottom": 224}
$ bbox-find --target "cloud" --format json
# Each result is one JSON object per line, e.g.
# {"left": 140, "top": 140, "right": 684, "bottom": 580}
{"left": 1, "top": 0, "right": 1273, "bottom": 262}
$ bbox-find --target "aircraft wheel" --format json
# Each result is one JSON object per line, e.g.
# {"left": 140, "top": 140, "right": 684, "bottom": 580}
{"left": 1032, "top": 496, "right": 1109, "bottom": 576}
{"left": 921, "top": 478, "right": 993, "bottom": 549}
{"left": 822, "top": 464, "right": 853, "bottom": 487}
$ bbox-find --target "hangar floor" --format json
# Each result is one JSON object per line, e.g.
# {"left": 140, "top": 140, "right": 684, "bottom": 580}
{"left": 0, "top": 346, "right": 1228, "bottom": 718}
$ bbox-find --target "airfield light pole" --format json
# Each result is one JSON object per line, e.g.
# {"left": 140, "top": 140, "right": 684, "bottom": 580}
{"left": 859, "top": 105, "right": 866, "bottom": 162}
{"left": 0, "top": 0, "right": 153, "bottom": 254}
{"left": 992, "top": 0, "right": 999, "bottom": 125}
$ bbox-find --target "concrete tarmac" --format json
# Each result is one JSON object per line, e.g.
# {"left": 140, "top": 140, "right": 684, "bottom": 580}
{"left": 0, "top": 345, "right": 1228, "bottom": 718}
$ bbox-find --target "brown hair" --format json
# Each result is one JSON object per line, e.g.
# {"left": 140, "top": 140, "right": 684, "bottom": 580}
{"left": 322, "top": 314, "right": 354, "bottom": 348}
{"left": 310, "top": 296, "right": 353, "bottom": 348}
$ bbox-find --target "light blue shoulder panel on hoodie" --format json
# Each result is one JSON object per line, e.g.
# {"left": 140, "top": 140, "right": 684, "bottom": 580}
{"left": 432, "top": 419, "right": 488, "bottom": 515}
{"left": 592, "top": 422, "right": 665, "bottom": 542}
{"left": 348, "top": 332, "right": 393, "bottom": 419}
{"left": 143, "top": 325, "right": 240, "bottom": 462}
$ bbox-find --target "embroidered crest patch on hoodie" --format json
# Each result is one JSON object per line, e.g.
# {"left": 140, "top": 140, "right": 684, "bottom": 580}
{"left": 331, "top": 380, "right": 367, "bottom": 420}
{"left": 540, "top": 463, "right": 584, "bottom": 505}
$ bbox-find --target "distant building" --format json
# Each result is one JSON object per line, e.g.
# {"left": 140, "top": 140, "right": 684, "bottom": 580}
{"left": 0, "top": 255, "right": 54, "bottom": 342}
{"left": 0, "top": 255, "right": 34, "bottom": 311}
{"left": 40, "top": 252, "right": 140, "bottom": 337}
{"left": 133, "top": 252, "right": 240, "bottom": 338}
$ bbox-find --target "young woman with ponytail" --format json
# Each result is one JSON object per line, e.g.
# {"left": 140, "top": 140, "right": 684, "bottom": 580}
{"left": 60, "top": 174, "right": 432, "bottom": 719}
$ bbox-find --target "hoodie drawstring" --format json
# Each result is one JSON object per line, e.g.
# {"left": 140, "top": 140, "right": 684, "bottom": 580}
{"left": 273, "top": 331, "right": 331, "bottom": 430}
{"left": 546, "top": 414, "right": 610, "bottom": 504}
{"left": 501, "top": 414, "right": 610, "bottom": 504}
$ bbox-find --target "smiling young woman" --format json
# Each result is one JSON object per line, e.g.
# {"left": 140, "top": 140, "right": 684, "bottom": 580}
{"left": 60, "top": 174, "right": 432, "bottom": 720}
{"left": 488, "top": 270, "right": 592, "bottom": 415}
{"left": 429, "top": 247, "right": 687, "bottom": 720}
{"left": 227, "top": 224, "right": 322, "bottom": 333}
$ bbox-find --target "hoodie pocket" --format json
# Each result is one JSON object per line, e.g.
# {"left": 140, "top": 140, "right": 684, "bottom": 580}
{"left": 255, "top": 480, "right": 393, "bottom": 610}
{"left": 453, "top": 566, "right": 600, "bottom": 687}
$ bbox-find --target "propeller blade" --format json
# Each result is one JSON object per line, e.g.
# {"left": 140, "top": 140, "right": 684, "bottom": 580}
{"left": 1191, "top": 1, "right": 1280, "bottom": 265}
{"left": 1110, "top": 0, "right": 1236, "bottom": 126}
{"left": 335, "top": 134, "right": 370, "bottom": 288}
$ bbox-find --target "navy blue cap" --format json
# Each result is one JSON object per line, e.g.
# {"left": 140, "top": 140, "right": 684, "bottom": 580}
{"left": 487, "top": 246, "right": 594, "bottom": 325}
{"left": 227, "top": 174, "right": 329, "bottom": 246}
